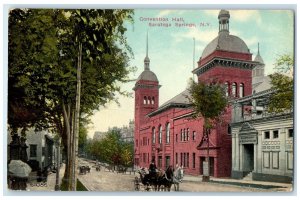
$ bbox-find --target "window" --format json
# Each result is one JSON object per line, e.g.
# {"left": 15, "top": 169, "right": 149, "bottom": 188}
{"left": 183, "top": 129, "right": 186, "bottom": 141}
{"left": 144, "top": 96, "right": 147, "bottom": 104}
{"left": 228, "top": 124, "right": 231, "bottom": 135}
{"left": 187, "top": 128, "right": 189, "bottom": 141}
{"left": 165, "top": 156, "right": 170, "bottom": 168}
{"left": 42, "top": 147, "right": 46, "bottom": 156}
{"left": 187, "top": 153, "right": 189, "bottom": 168}
{"left": 192, "top": 131, "right": 196, "bottom": 140}
{"left": 192, "top": 153, "right": 196, "bottom": 168}
{"left": 180, "top": 153, "right": 183, "bottom": 166}
{"left": 158, "top": 156, "right": 162, "bottom": 168}
{"left": 30, "top": 145, "right": 37, "bottom": 157}
{"left": 239, "top": 83, "right": 244, "bottom": 97}
{"left": 273, "top": 130, "right": 279, "bottom": 139}
{"left": 264, "top": 131, "right": 270, "bottom": 139}
{"left": 175, "top": 153, "right": 178, "bottom": 165}
{"left": 152, "top": 97, "right": 155, "bottom": 104}
{"left": 180, "top": 129, "right": 183, "bottom": 141}
{"left": 148, "top": 96, "right": 151, "bottom": 104}
{"left": 152, "top": 127, "right": 156, "bottom": 144}
{"left": 288, "top": 129, "right": 293, "bottom": 138}
{"left": 166, "top": 123, "right": 170, "bottom": 144}
{"left": 225, "top": 82, "right": 229, "bottom": 96}
{"left": 232, "top": 82, "right": 237, "bottom": 97}
{"left": 159, "top": 125, "right": 162, "bottom": 144}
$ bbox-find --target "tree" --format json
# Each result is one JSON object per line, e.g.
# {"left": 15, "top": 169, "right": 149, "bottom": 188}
{"left": 8, "top": 9, "right": 134, "bottom": 190}
{"left": 86, "top": 128, "right": 133, "bottom": 167}
{"left": 268, "top": 54, "right": 294, "bottom": 113}
{"left": 188, "top": 79, "right": 228, "bottom": 181}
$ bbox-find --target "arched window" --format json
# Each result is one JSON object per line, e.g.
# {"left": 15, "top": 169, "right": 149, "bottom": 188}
{"left": 152, "top": 97, "right": 155, "bottom": 104}
{"left": 225, "top": 82, "right": 229, "bottom": 97}
{"left": 183, "top": 129, "right": 186, "bottom": 141}
{"left": 152, "top": 127, "right": 156, "bottom": 144}
{"left": 166, "top": 123, "right": 170, "bottom": 144}
{"left": 180, "top": 129, "right": 183, "bottom": 141}
{"left": 159, "top": 125, "right": 162, "bottom": 144}
{"left": 144, "top": 96, "right": 147, "bottom": 104}
{"left": 239, "top": 83, "right": 244, "bottom": 98}
{"left": 187, "top": 128, "right": 189, "bottom": 141}
{"left": 232, "top": 82, "right": 237, "bottom": 97}
{"left": 148, "top": 96, "right": 151, "bottom": 104}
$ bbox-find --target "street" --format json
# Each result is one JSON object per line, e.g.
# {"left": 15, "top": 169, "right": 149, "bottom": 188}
{"left": 77, "top": 158, "right": 292, "bottom": 192}
{"left": 24, "top": 158, "right": 292, "bottom": 192}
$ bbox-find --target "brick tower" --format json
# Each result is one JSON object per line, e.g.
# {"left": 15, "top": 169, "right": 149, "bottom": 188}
{"left": 133, "top": 32, "right": 160, "bottom": 166}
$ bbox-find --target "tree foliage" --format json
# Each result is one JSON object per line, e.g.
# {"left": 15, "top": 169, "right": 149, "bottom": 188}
{"left": 188, "top": 79, "right": 228, "bottom": 128}
{"left": 86, "top": 128, "right": 133, "bottom": 167}
{"left": 8, "top": 9, "right": 134, "bottom": 190}
{"left": 268, "top": 54, "right": 294, "bottom": 113}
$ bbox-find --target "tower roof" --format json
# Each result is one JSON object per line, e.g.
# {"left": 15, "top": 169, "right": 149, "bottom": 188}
{"left": 137, "top": 70, "right": 158, "bottom": 82}
{"left": 201, "top": 10, "right": 250, "bottom": 59}
{"left": 136, "top": 31, "right": 158, "bottom": 82}
{"left": 254, "top": 43, "right": 264, "bottom": 64}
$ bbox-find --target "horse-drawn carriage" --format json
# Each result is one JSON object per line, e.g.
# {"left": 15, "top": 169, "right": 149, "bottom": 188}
{"left": 134, "top": 166, "right": 184, "bottom": 192}
{"left": 79, "top": 165, "right": 91, "bottom": 175}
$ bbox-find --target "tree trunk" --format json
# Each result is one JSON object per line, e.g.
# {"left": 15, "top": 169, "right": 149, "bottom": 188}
{"left": 62, "top": 102, "right": 74, "bottom": 190}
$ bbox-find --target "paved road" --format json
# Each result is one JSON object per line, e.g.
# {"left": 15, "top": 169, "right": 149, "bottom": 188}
{"left": 77, "top": 159, "right": 293, "bottom": 193}
{"left": 24, "top": 158, "right": 293, "bottom": 193}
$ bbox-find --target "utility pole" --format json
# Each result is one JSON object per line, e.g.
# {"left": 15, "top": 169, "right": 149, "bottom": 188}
{"left": 193, "top": 38, "right": 196, "bottom": 82}
{"left": 71, "top": 42, "right": 82, "bottom": 191}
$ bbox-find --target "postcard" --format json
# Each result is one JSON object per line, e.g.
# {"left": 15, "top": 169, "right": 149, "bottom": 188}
{"left": 5, "top": 6, "right": 294, "bottom": 194}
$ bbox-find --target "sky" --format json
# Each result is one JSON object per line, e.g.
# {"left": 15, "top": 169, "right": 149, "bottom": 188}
{"left": 87, "top": 9, "right": 294, "bottom": 138}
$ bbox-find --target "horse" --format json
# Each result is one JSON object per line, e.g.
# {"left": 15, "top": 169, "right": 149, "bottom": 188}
{"left": 137, "top": 168, "right": 159, "bottom": 191}
{"left": 156, "top": 166, "right": 174, "bottom": 191}
{"left": 172, "top": 166, "right": 184, "bottom": 191}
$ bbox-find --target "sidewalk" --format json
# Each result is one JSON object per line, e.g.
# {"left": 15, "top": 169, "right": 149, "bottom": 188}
{"left": 26, "top": 164, "right": 65, "bottom": 191}
{"left": 183, "top": 174, "right": 293, "bottom": 191}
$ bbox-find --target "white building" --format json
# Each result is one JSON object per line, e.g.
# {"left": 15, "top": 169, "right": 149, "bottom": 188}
{"left": 230, "top": 47, "right": 294, "bottom": 183}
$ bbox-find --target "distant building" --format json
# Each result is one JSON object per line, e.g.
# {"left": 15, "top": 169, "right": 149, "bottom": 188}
{"left": 120, "top": 120, "right": 134, "bottom": 142}
{"left": 8, "top": 128, "right": 60, "bottom": 172}
{"left": 26, "top": 129, "right": 55, "bottom": 171}
{"left": 93, "top": 131, "right": 107, "bottom": 141}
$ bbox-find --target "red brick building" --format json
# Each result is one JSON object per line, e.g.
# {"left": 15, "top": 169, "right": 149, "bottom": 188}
{"left": 133, "top": 10, "right": 258, "bottom": 177}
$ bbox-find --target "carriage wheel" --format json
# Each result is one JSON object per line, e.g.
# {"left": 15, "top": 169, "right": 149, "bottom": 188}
{"left": 134, "top": 177, "right": 140, "bottom": 191}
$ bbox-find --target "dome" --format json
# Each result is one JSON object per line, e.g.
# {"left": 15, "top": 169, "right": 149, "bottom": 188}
{"left": 137, "top": 70, "right": 158, "bottom": 82}
{"left": 201, "top": 32, "right": 250, "bottom": 58}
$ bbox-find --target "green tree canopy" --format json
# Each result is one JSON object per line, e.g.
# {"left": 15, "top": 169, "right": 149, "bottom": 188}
{"left": 268, "top": 54, "right": 294, "bottom": 113}
{"left": 188, "top": 79, "right": 228, "bottom": 128}
{"left": 8, "top": 8, "right": 134, "bottom": 190}
{"left": 86, "top": 128, "right": 133, "bottom": 167}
